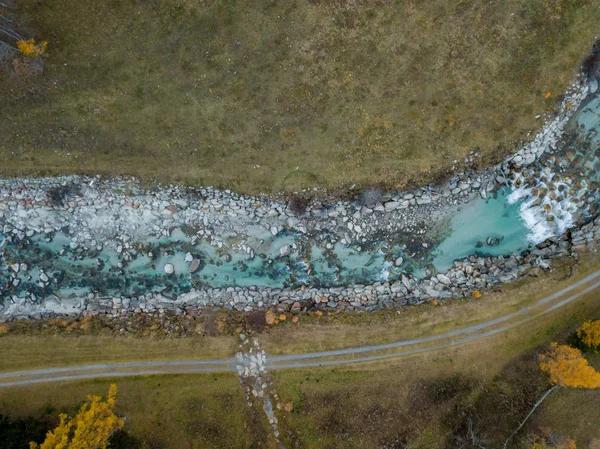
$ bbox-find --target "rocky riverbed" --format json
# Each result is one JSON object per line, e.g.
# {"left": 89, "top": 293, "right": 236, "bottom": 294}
{"left": 0, "top": 75, "right": 599, "bottom": 321}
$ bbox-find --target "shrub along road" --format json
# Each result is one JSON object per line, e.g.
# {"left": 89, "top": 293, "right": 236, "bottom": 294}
{"left": 1, "top": 268, "right": 599, "bottom": 387}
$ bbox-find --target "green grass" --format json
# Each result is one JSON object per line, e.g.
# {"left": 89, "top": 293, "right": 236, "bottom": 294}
{"left": 0, "top": 374, "right": 258, "bottom": 449}
{"left": 0, "top": 0, "right": 598, "bottom": 193}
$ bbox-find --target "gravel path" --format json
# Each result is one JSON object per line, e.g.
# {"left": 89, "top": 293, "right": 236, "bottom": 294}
{"left": 1, "top": 268, "right": 599, "bottom": 388}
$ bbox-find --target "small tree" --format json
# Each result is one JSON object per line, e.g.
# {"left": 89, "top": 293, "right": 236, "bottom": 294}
{"left": 504, "top": 343, "right": 600, "bottom": 448}
{"left": 29, "top": 384, "right": 124, "bottom": 449}
{"left": 575, "top": 320, "right": 600, "bottom": 352}
{"left": 538, "top": 343, "right": 600, "bottom": 388}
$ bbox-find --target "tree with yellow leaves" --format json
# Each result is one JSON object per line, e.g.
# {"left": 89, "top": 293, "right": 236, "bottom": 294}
{"left": 539, "top": 343, "right": 600, "bottom": 388}
{"left": 576, "top": 320, "right": 600, "bottom": 352}
{"left": 29, "top": 384, "right": 124, "bottom": 449}
{"left": 504, "top": 342, "right": 600, "bottom": 448}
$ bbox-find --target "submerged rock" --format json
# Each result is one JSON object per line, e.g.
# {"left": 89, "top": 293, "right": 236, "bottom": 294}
{"left": 189, "top": 259, "right": 200, "bottom": 273}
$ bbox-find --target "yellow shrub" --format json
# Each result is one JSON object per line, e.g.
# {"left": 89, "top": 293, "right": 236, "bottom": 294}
{"left": 0, "top": 323, "right": 8, "bottom": 335}
{"left": 17, "top": 38, "right": 47, "bottom": 58}
{"left": 30, "top": 384, "right": 124, "bottom": 449}
{"left": 576, "top": 320, "right": 600, "bottom": 350}
{"left": 265, "top": 310, "right": 276, "bottom": 326}
{"left": 539, "top": 343, "right": 600, "bottom": 388}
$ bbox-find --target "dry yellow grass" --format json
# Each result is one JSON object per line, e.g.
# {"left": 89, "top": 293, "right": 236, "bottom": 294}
{"left": 0, "top": 334, "right": 236, "bottom": 372}
{"left": 0, "top": 0, "right": 598, "bottom": 193}
{"left": 0, "top": 374, "right": 254, "bottom": 449}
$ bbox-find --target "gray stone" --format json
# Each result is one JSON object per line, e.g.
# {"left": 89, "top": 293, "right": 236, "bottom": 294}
{"left": 437, "top": 274, "right": 451, "bottom": 285}
{"left": 384, "top": 201, "right": 399, "bottom": 211}
{"left": 189, "top": 259, "right": 200, "bottom": 273}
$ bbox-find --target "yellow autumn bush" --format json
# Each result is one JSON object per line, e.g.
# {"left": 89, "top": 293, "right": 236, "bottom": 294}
{"left": 539, "top": 343, "right": 600, "bottom": 389}
{"left": 30, "top": 384, "right": 124, "bottom": 449}
{"left": 576, "top": 320, "right": 600, "bottom": 350}
{"left": 17, "top": 38, "right": 47, "bottom": 58}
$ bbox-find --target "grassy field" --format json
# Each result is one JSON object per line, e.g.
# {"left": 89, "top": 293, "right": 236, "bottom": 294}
{"left": 0, "top": 0, "right": 598, "bottom": 193}
{"left": 0, "top": 333, "right": 235, "bottom": 372}
{"left": 272, "top": 286, "right": 600, "bottom": 448}
{"left": 0, "top": 374, "right": 264, "bottom": 449}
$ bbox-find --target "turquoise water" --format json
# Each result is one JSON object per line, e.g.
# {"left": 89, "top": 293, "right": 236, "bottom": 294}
{"left": 578, "top": 94, "right": 600, "bottom": 148}
{"left": 0, "top": 189, "right": 532, "bottom": 300}
{"left": 430, "top": 188, "right": 530, "bottom": 272}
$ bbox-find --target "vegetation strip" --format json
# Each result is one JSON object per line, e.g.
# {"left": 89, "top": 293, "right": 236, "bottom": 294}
{"left": 267, "top": 268, "right": 600, "bottom": 364}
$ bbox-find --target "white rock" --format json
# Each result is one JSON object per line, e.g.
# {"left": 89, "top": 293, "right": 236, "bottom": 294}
{"left": 437, "top": 274, "right": 451, "bottom": 285}
{"left": 164, "top": 263, "right": 175, "bottom": 274}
